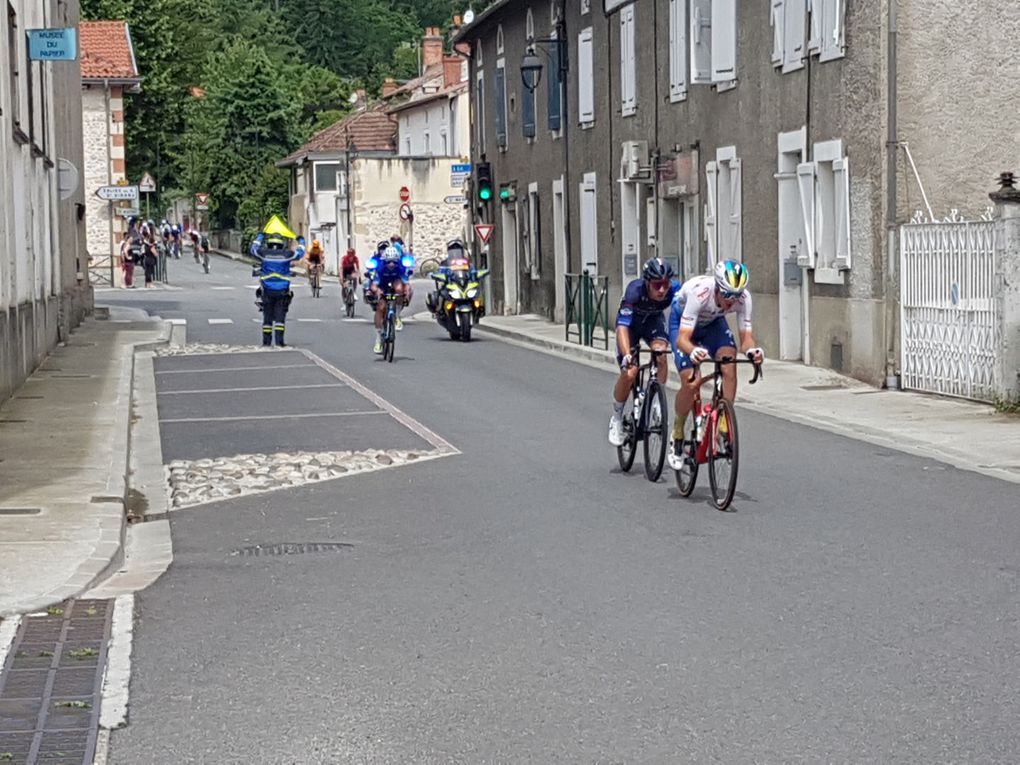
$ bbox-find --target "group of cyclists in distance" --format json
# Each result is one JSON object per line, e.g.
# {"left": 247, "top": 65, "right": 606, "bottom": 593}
{"left": 610, "top": 257, "right": 764, "bottom": 468}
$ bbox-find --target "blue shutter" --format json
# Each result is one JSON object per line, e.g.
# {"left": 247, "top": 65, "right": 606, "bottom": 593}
{"left": 495, "top": 67, "right": 507, "bottom": 147}
{"left": 523, "top": 86, "right": 536, "bottom": 139}
{"left": 547, "top": 46, "right": 562, "bottom": 130}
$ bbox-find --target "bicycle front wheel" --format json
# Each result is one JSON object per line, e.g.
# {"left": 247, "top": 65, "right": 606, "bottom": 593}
{"left": 707, "top": 399, "right": 740, "bottom": 511}
{"left": 384, "top": 311, "right": 396, "bottom": 362}
{"left": 642, "top": 380, "right": 668, "bottom": 482}
{"left": 616, "top": 400, "right": 638, "bottom": 472}
{"left": 673, "top": 409, "right": 699, "bottom": 497}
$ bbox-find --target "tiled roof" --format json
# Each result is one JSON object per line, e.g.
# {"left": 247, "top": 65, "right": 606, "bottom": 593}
{"left": 80, "top": 21, "right": 140, "bottom": 82}
{"left": 280, "top": 107, "right": 397, "bottom": 165}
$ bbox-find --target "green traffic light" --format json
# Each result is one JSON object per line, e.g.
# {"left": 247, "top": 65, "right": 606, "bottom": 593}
{"left": 479, "top": 187, "right": 492, "bottom": 201}
{"left": 499, "top": 187, "right": 510, "bottom": 200}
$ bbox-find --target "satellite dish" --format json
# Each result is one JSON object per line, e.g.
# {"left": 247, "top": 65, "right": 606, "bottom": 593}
{"left": 348, "top": 92, "right": 359, "bottom": 104}
{"left": 463, "top": 8, "right": 475, "bottom": 23}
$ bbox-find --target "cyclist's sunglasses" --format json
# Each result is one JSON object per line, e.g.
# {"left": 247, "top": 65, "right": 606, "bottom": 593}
{"left": 649, "top": 278, "right": 671, "bottom": 291}
{"left": 719, "top": 288, "right": 743, "bottom": 300}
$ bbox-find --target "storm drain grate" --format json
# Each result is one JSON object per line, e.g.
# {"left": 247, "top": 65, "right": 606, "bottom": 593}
{"left": 232, "top": 542, "right": 355, "bottom": 557}
{"left": 0, "top": 508, "right": 41, "bottom": 516}
{"left": 0, "top": 599, "right": 112, "bottom": 764}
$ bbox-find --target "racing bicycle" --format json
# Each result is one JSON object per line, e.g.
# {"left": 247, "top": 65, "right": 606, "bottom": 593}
{"left": 617, "top": 346, "right": 670, "bottom": 482}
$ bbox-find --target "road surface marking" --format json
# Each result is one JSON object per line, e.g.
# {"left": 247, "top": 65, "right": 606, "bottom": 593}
{"left": 155, "top": 363, "right": 317, "bottom": 374}
{"left": 160, "top": 383, "right": 346, "bottom": 395}
{"left": 159, "top": 410, "right": 385, "bottom": 424}
{"left": 208, "top": 318, "right": 234, "bottom": 325}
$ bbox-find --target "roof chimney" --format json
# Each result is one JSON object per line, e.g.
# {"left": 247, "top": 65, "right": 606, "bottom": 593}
{"left": 422, "top": 27, "right": 444, "bottom": 70}
{"left": 381, "top": 77, "right": 398, "bottom": 97}
{"left": 443, "top": 55, "right": 464, "bottom": 88}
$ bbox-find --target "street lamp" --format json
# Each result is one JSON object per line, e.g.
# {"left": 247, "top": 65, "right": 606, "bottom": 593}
{"left": 520, "top": 38, "right": 566, "bottom": 93}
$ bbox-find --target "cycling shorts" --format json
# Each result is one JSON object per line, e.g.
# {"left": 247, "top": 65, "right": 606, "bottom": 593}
{"left": 616, "top": 314, "right": 668, "bottom": 366}
{"left": 672, "top": 316, "right": 736, "bottom": 372}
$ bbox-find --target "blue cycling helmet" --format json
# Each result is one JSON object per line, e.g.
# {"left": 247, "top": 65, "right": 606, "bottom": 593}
{"left": 642, "top": 257, "right": 674, "bottom": 282}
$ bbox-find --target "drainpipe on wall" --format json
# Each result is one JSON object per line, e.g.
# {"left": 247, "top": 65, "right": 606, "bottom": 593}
{"left": 884, "top": 0, "right": 900, "bottom": 388}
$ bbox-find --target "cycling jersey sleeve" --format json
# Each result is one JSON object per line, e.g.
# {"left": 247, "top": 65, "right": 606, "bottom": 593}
{"left": 668, "top": 298, "right": 683, "bottom": 346}
{"left": 615, "top": 280, "right": 643, "bottom": 328}
{"left": 736, "top": 291, "right": 753, "bottom": 332}
{"left": 680, "top": 286, "right": 707, "bottom": 329}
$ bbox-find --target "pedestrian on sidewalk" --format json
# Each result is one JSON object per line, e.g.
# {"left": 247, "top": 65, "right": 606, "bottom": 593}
{"left": 142, "top": 230, "right": 159, "bottom": 288}
{"left": 119, "top": 231, "right": 137, "bottom": 288}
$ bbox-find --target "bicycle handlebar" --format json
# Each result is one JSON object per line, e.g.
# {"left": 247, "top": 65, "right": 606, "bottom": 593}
{"left": 693, "top": 354, "right": 764, "bottom": 384}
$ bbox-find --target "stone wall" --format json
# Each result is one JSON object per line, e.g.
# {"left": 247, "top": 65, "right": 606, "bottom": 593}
{"left": 82, "top": 87, "right": 112, "bottom": 260}
{"left": 357, "top": 203, "right": 468, "bottom": 263}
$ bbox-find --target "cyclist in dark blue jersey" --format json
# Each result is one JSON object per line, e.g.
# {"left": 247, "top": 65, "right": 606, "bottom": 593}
{"left": 608, "top": 257, "right": 680, "bottom": 446}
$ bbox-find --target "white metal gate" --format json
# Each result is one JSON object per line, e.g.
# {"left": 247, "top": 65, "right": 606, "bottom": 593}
{"left": 900, "top": 219, "right": 998, "bottom": 401}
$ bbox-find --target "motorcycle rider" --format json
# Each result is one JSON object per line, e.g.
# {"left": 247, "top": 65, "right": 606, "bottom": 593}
{"left": 250, "top": 219, "right": 305, "bottom": 347}
{"left": 427, "top": 239, "right": 475, "bottom": 314}
{"left": 371, "top": 245, "right": 414, "bottom": 354}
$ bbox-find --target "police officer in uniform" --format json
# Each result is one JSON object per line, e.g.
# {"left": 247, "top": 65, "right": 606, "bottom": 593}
{"left": 250, "top": 224, "right": 305, "bottom": 347}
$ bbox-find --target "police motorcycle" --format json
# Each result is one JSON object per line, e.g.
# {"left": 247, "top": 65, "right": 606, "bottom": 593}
{"left": 362, "top": 241, "right": 390, "bottom": 310}
{"left": 426, "top": 240, "right": 489, "bottom": 342}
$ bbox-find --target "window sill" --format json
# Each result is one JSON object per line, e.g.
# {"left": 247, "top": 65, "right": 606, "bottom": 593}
{"left": 12, "top": 125, "right": 30, "bottom": 145}
{"left": 580, "top": 121, "right": 595, "bottom": 130}
{"left": 714, "top": 79, "right": 737, "bottom": 93}
{"left": 622, "top": 109, "right": 636, "bottom": 118}
{"left": 668, "top": 92, "right": 687, "bottom": 104}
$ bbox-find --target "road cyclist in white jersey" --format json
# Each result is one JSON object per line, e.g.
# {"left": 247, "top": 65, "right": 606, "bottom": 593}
{"left": 666, "top": 259, "right": 764, "bottom": 470}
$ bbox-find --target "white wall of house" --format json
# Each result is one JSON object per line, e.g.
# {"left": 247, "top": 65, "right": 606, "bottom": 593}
{"left": 396, "top": 91, "right": 470, "bottom": 159}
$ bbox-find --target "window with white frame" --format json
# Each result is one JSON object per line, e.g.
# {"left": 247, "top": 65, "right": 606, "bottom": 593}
{"left": 620, "top": 5, "right": 636, "bottom": 116}
{"left": 799, "top": 139, "right": 851, "bottom": 283}
{"left": 424, "top": 132, "right": 431, "bottom": 154}
{"left": 440, "top": 129, "right": 448, "bottom": 155}
{"left": 405, "top": 135, "right": 412, "bottom": 155}
{"left": 497, "top": 24, "right": 505, "bottom": 55}
{"left": 581, "top": 0, "right": 591, "bottom": 15}
{"left": 314, "top": 162, "right": 340, "bottom": 192}
{"left": 704, "top": 146, "right": 742, "bottom": 266}
{"left": 578, "top": 27, "right": 594, "bottom": 126}
{"left": 772, "top": 0, "right": 845, "bottom": 72}
{"left": 690, "top": 0, "right": 736, "bottom": 87}
{"left": 523, "top": 183, "right": 542, "bottom": 279}
{"left": 668, "top": 0, "right": 688, "bottom": 102}
{"left": 526, "top": 8, "right": 535, "bottom": 40}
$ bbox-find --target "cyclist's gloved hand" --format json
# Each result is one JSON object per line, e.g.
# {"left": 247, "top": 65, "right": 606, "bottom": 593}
{"left": 620, "top": 353, "right": 634, "bottom": 371}
{"left": 746, "top": 347, "right": 764, "bottom": 363}
{"left": 690, "top": 346, "right": 711, "bottom": 364}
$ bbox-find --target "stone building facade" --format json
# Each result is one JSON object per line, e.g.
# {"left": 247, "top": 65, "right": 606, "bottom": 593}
{"left": 454, "top": 0, "right": 1020, "bottom": 385}
{"left": 80, "top": 21, "right": 141, "bottom": 287}
{"left": 0, "top": 0, "right": 92, "bottom": 403}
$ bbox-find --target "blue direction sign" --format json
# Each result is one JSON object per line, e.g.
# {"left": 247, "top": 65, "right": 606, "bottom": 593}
{"left": 451, "top": 163, "right": 472, "bottom": 173}
{"left": 28, "top": 28, "right": 78, "bottom": 61}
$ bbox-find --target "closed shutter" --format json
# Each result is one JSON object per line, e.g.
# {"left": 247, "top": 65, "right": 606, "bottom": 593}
{"left": 495, "top": 65, "right": 507, "bottom": 147}
{"left": 711, "top": 0, "right": 736, "bottom": 82}
{"left": 728, "top": 158, "right": 742, "bottom": 263}
{"left": 475, "top": 73, "right": 485, "bottom": 154}
{"left": 621, "top": 5, "right": 636, "bottom": 115}
{"left": 807, "top": 0, "right": 821, "bottom": 54}
{"left": 833, "top": 156, "right": 851, "bottom": 270}
{"left": 796, "top": 161, "right": 816, "bottom": 267}
{"left": 819, "top": 0, "right": 846, "bottom": 61}
{"left": 704, "top": 160, "right": 718, "bottom": 267}
{"left": 770, "top": 0, "right": 785, "bottom": 67}
{"left": 783, "top": 0, "right": 806, "bottom": 72}
{"left": 690, "top": 0, "right": 712, "bottom": 84}
{"left": 547, "top": 35, "right": 562, "bottom": 130}
{"left": 523, "top": 85, "right": 536, "bottom": 139}
{"left": 578, "top": 28, "right": 595, "bottom": 123}
{"left": 669, "top": 0, "right": 688, "bottom": 101}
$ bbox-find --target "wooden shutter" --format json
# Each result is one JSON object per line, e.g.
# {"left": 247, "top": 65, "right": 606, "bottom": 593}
{"left": 833, "top": 156, "right": 851, "bottom": 270}
{"left": 704, "top": 160, "right": 718, "bottom": 267}
{"left": 771, "top": 0, "right": 785, "bottom": 67}
{"left": 669, "top": 0, "right": 688, "bottom": 101}
{"left": 495, "top": 65, "right": 507, "bottom": 147}
{"left": 523, "top": 85, "right": 536, "bottom": 138}
{"left": 711, "top": 0, "right": 736, "bottom": 82}
{"left": 620, "top": 5, "right": 636, "bottom": 116}
{"left": 547, "top": 35, "right": 562, "bottom": 130}
{"left": 819, "top": 0, "right": 846, "bottom": 62}
{"left": 796, "top": 161, "right": 816, "bottom": 268}
{"left": 728, "top": 158, "right": 742, "bottom": 262}
{"left": 783, "top": 0, "right": 806, "bottom": 72}
{"left": 578, "top": 28, "right": 595, "bottom": 123}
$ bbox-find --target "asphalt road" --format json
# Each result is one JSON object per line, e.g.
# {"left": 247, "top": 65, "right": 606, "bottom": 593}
{"left": 100, "top": 254, "right": 1020, "bottom": 763}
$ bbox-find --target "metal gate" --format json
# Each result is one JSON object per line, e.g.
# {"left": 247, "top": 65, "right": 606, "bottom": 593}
{"left": 88, "top": 253, "right": 115, "bottom": 287}
{"left": 900, "top": 218, "right": 999, "bottom": 401}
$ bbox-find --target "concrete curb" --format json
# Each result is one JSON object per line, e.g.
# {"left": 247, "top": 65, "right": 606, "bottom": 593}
{"left": 475, "top": 321, "right": 617, "bottom": 369}
{"left": 211, "top": 248, "right": 257, "bottom": 266}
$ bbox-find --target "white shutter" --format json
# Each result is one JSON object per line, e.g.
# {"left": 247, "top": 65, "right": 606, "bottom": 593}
{"left": 621, "top": 6, "right": 636, "bottom": 116}
{"left": 770, "top": 0, "right": 785, "bottom": 67}
{"left": 783, "top": 0, "right": 806, "bottom": 72}
{"left": 807, "top": 0, "right": 821, "bottom": 54}
{"left": 728, "top": 158, "right": 742, "bottom": 263}
{"left": 669, "top": 0, "right": 688, "bottom": 101}
{"left": 796, "top": 161, "right": 816, "bottom": 268}
{"left": 690, "top": 0, "right": 712, "bottom": 85}
{"left": 833, "top": 156, "right": 851, "bottom": 270}
{"left": 819, "top": 0, "right": 846, "bottom": 61}
{"left": 711, "top": 0, "right": 736, "bottom": 83}
{"left": 578, "top": 28, "right": 595, "bottom": 124}
{"left": 704, "top": 160, "right": 718, "bottom": 267}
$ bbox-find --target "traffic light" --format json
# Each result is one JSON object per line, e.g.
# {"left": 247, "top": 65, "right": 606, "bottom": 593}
{"left": 499, "top": 184, "right": 516, "bottom": 203}
{"left": 475, "top": 162, "right": 493, "bottom": 203}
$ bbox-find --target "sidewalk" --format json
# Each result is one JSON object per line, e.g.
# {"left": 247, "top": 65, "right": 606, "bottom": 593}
{"left": 0, "top": 310, "right": 169, "bottom": 616}
{"left": 477, "top": 314, "right": 1020, "bottom": 485}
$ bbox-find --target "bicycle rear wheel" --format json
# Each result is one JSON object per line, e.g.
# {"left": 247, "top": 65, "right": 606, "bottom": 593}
{"left": 384, "top": 310, "right": 396, "bottom": 362}
{"left": 707, "top": 399, "right": 739, "bottom": 511}
{"left": 642, "top": 380, "right": 668, "bottom": 482}
{"left": 616, "top": 399, "right": 638, "bottom": 472}
{"left": 673, "top": 409, "right": 699, "bottom": 497}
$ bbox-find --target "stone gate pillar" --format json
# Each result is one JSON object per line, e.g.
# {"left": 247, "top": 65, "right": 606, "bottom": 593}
{"left": 990, "top": 173, "right": 1020, "bottom": 403}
